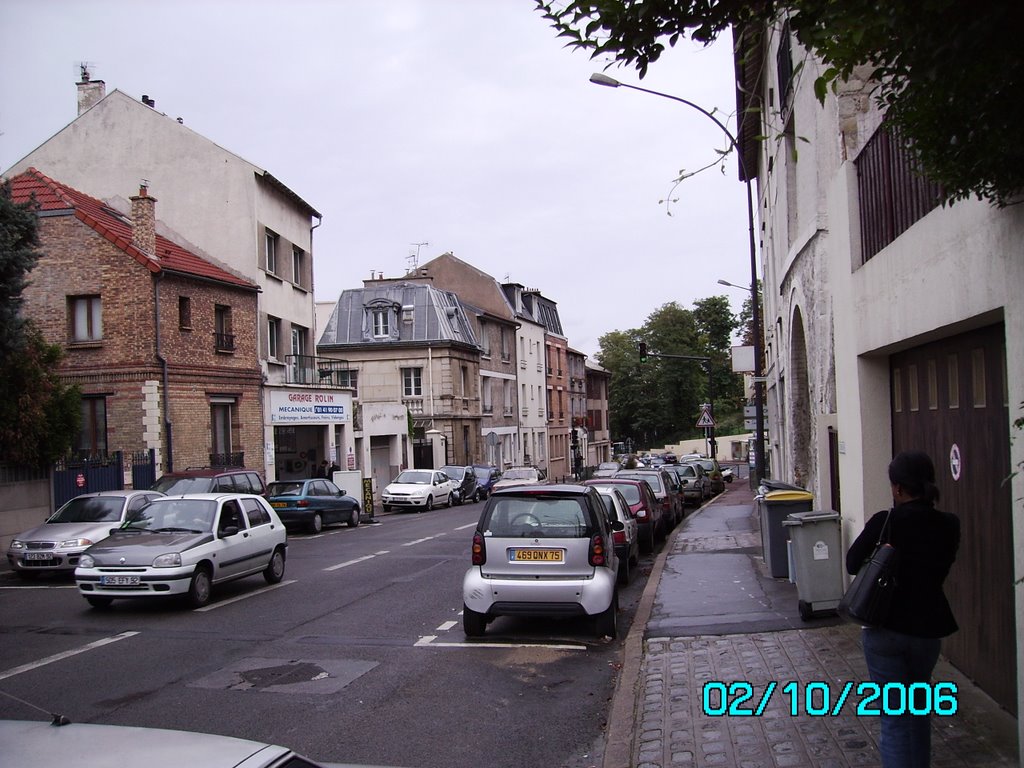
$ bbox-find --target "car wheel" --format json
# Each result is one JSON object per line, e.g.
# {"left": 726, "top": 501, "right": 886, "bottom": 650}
{"left": 423, "top": 496, "right": 434, "bottom": 512}
{"left": 798, "top": 599, "right": 813, "bottom": 621}
{"left": 617, "top": 555, "right": 631, "bottom": 586}
{"left": 263, "top": 547, "right": 286, "bottom": 584}
{"left": 595, "top": 591, "right": 619, "bottom": 639}
{"left": 348, "top": 507, "right": 360, "bottom": 527}
{"left": 382, "top": 504, "right": 392, "bottom": 513}
{"left": 308, "top": 513, "right": 323, "bottom": 534}
{"left": 640, "top": 526, "right": 655, "bottom": 555}
{"left": 86, "top": 596, "right": 113, "bottom": 610}
{"left": 472, "top": 489, "right": 481, "bottom": 503}
{"left": 186, "top": 565, "right": 212, "bottom": 608}
{"left": 463, "top": 605, "right": 487, "bottom": 637}
{"left": 452, "top": 490, "right": 462, "bottom": 506}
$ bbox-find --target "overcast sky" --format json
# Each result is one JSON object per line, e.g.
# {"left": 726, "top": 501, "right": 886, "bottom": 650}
{"left": 1, "top": 0, "right": 753, "bottom": 358}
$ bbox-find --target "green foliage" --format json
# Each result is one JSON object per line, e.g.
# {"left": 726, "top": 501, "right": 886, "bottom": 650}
{"left": 0, "top": 180, "right": 42, "bottom": 356}
{"left": 0, "top": 183, "right": 82, "bottom": 465}
{"left": 598, "top": 297, "right": 746, "bottom": 447}
{"left": 0, "top": 323, "right": 81, "bottom": 464}
{"left": 535, "top": 0, "right": 1024, "bottom": 206}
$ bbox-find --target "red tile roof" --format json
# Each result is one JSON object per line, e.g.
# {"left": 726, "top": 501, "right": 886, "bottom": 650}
{"left": 7, "top": 168, "right": 257, "bottom": 291}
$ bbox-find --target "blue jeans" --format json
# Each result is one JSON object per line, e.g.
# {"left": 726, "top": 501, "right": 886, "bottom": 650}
{"left": 862, "top": 627, "right": 941, "bottom": 768}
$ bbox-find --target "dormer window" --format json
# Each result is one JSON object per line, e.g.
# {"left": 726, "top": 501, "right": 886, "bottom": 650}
{"left": 372, "top": 307, "right": 389, "bottom": 337}
{"left": 364, "top": 299, "right": 400, "bottom": 341}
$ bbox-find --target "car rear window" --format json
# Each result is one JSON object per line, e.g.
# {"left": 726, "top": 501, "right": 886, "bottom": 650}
{"left": 592, "top": 483, "right": 640, "bottom": 504}
{"left": 483, "top": 496, "right": 593, "bottom": 538}
{"left": 618, "top": 473, "right": 665, "bottom": 495}
{"left": 268, "top": 482, "right": 304, "bottom": 496}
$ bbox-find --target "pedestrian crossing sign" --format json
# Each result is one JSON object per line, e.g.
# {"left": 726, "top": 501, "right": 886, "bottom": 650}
{"left": 695, "top": 407, "right": 716, "bottom": 428}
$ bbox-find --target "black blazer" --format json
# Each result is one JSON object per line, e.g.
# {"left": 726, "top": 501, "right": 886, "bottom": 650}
{"left": 846, "top": 499, "right": 960, "bottom": 638}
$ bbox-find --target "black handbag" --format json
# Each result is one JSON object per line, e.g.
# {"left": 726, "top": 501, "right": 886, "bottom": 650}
{"left": 838, "top": 510, "right": 898, "bottom": 626}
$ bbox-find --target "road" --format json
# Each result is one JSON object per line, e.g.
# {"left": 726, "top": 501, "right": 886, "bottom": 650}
{"left": 0, "top": 500, "right": 657, "bottom": 768}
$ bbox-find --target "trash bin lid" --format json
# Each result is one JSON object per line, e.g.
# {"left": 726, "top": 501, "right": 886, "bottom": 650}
{"left": 782, "top": 509, "right": 839, "bottom": 525}
{"left": 764, "top": 490, "right": 813, "bottom": 502}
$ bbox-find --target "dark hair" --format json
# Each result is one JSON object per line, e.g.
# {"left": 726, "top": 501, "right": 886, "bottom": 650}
{"left": 888, "top": 450, "right": 940, "bottom": 503}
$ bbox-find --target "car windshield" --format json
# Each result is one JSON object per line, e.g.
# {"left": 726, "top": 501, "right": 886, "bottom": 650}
{"left": 699, "top": 460, "right": 716, "bottom": 471}
{"left": 473, "top": 467, "right": 493, "bottom": 480}
{"left": 503, "top": 468, "right": 538, "bottom": 481}
{"left": 440, "top": 467, "right": 465, "bottom": 480}
{"left": 597, "top": 462, "right": 620, "bottom": 470}
{"left": 151, "top": 476, "right": 215, "bottom": 495}
{"left": 49, "top": 496, "right": 125, "bottom": 524}
{"left": 597, "top": 494, "right": 622, "bottom": 522}
{"left": 127, "top": 499, "right": 217, "bottom": 532}
{"left": 394, "top": 470, "right": 434, "bottom": 484}
{"left": 267, "top": 482, "right": 306, "bottom": 497}
{"left": 484, "top": 496, "right": 590, "bottom": 537}
{"left": 678, "top": 465, "right": 697, "bottom": 477}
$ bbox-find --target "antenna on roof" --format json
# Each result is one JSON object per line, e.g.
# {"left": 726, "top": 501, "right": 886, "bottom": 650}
{"left": 77, "top": 61, "right": 94, "bottom": 82}
{"left": 408, "top": 242, "right": 429, "bottom": 273}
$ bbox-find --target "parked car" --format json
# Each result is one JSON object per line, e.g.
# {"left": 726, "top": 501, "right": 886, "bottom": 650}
{"left": 591, "top": 461, "right": 621, "bottom": 478}
{"left": 151, "top": 467, "right": 266, "bottom": 497}
{"left": 0, "top": 719, "right": 399, "bottom": 768}
{"left": 696, "top": 458, "right": 726, "bottom": 494}
{"left": 462, "top": 484, "right": 620, "bottom": 638}
{"left": 75, "top": 493, "right": 287, "bottom": 609}
{"left": 490, "top": 466, "right": 542, "bottom": 491}
{"left": 675, "top": 461, "right": 712, "bottom": 505}
{"left": 266, "top": 478, "right": 360, "bottom": 533}
{"left": 594, "top": 486, "right": 639, "bottom": 585}
{"left": 381, "top": 469, "right": 456, "bottom": 512}
{"left": 439, "top": 465, "right": 481, "bottom": 504}
{"left": 583, "top": 477, "right": 661, "bottom": 554}
{"left": 614, "top": 468, "right": 682, "bottom": 531}
{"left": 6, "top": 490, "right": 164, "bottom": 578}
{"left": 472, "top": 464, "right": 501, "bottom": 499}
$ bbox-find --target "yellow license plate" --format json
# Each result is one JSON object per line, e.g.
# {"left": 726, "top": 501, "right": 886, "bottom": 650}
{"left": 510, "top": 549, "right": 564, "bottom": 562}
{"left": 271, "top": 502, "right": 286, "bottom": 508}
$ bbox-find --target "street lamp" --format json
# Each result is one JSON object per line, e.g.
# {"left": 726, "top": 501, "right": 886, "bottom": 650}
{"left": 591, "top": 72, "right": 766, "bottom": 484}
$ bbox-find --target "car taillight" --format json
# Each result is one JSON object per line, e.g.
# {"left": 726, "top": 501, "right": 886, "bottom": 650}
{"left": 471, "top": 531, "right": 486, "bottom": 566}
{"left": 297, "top": 500, "right": 310, "bottom": 507}
{"left": 589, "top": 533, "right": 607, "bottom": 567}
{"left": 613, "top": 530, "right": 626, "bottom": 546}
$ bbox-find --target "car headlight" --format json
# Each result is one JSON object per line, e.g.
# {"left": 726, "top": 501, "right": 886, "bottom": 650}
{"left": 78, "top": 554, "right": 95, "bottom": 568}
{"left": 152, "top": 553, "right": 182, "bottom": 568}
{"left": 59, "top": 538, "right": 93, "bottom": 549}
{"left": 9, "top": 539, "right": 26, "bottom": 550}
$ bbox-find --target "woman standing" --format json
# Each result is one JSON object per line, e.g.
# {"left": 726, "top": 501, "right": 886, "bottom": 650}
{"left": 846, "top": 450, "right": 960, "bottom": 768}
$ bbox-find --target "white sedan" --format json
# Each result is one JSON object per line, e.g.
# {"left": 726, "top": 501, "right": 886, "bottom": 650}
{"left": 381, "top": 469, "right": 456, "bottom": 512}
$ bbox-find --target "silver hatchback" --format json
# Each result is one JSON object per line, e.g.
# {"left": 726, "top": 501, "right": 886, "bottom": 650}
{"left": 462, "top": 484, "right": 620, "bottom": 639}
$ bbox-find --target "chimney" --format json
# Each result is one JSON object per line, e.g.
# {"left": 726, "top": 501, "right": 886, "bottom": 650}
{"left": 77, "top": 75, "right": 106, "bottom": 115}
{"left": 130, "top": 183, "right": 158, "bottom": 257}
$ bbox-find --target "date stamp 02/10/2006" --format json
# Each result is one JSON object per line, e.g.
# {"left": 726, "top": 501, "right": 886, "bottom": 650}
{"left": 702, "top": 681, "right": 959, "bottom": 718}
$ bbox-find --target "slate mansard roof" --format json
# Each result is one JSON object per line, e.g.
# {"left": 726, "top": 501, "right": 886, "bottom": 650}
{"left": 318, "top": 282, "right": 479, "bottom": 349}
{"left": 8, "top": 168, "right": 258, "bottom": 291}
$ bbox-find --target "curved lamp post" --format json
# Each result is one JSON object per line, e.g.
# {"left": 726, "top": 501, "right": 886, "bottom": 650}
{"left": 590, "top": 72, "right": 765, "bottom": 484}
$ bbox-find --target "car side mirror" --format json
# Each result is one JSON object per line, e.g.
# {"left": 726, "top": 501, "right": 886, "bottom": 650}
{"left": 338, "top": 489, "right": 347, "bottom": 496}
{"left": 219, "top": 525, "right": 239, "bottom": 537}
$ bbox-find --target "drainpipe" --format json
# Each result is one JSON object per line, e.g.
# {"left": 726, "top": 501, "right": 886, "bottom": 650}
{"left": 154, "top": 273, "right": 173, "bottom": 471}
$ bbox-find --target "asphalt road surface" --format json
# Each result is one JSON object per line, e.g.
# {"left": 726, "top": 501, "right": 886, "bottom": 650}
{"left": 0, "top": 500, "right": 657, "bottom": 768}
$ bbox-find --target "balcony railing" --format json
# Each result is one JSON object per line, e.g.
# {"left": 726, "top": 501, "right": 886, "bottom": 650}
{"left": 209, "top": 451, "right": 244, "bottom": 468}
{"left": 214, "top": 332, "right": 235, "bottom": 352}
{"left": 286, "top": 355, "right": 352, "bottom": 388}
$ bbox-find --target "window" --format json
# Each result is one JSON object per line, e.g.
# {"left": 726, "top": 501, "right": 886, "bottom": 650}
{"left": 69, "top": 295, "right": 102, "bottom": 342}
{"left": 292, "top": 324, "right": 308, "bottom": 357}
{"left": 500, "top": 328, "right": 510, "bottom": 361}
{"left": 265, "top": 229, "right": 279, "bottom": 275}
{"left": 402, "top": 367, "right": 422, "bottom": 397}
{"left": 947, "top": 354, "right": 959, "bottom": 409}
{"left": 892, "top": 368, "right": 903, "bottom": 412}
{"left": 482, "top": 378, "right": 493, "bottom": 414}
{"left": 178, "top": 296, "right": 191, "bottom": 329}
{"left": 504, "top": 380, "right": 513, "bottom": 416}
{"left": 214, "top": 305, "right": 235, "bottom": 351}
{"left": 972, "top": 348, "right": 986, "bottom": 407}
{"left": 461, "top": 365, "right": 469, "bottom": 397}
{"left": 480, "top": 321, "right": 491, "bottom": 356}
{"left": 927, "top": 359, "right": 938, "bottom": 410}
{"left": 908, "top": 364, "right": 919, "bottom": 412}
{"left": 372, "top": 308, "right": 389, "bottom": 337}
{"left": 76, "top": 397, "right": 107, "bottom": 458}
{"left": 292, "top": 245, "right": 306, "bottom": 288}
{"left": 210, "top": 399, "right": 236, "bottom": 461}
{"left": 268, "top": 317, "right": 281, "bottom": 360}
{"left": 337, "top": 369, "right": 358, "bottom": 394}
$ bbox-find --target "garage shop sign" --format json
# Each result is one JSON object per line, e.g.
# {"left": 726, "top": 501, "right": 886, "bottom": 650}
{"left": 270, "top": 389, "right": 353, "bottom": 424}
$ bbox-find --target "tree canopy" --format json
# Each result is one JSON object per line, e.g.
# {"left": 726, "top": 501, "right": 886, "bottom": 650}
{"left": 535, "top": 0, "right": 1024, "bottom": 206}
{"left": 0, "top": 182, "right": 81, "bottom": 465}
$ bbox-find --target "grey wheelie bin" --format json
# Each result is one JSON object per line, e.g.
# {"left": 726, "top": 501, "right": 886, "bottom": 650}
{"left": 783, "top": 509, "right": 844, "bottom": 620}
{"left": 756, "top": 483, "right": 813, "bottom": 578}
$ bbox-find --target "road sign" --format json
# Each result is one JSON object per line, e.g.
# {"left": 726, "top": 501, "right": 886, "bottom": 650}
{"left": 695, "top": 407, "right": 716, "bottom": 428}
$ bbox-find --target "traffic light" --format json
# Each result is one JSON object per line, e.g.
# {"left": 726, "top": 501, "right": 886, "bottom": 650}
{"left": 638, "top": 342, "right": 648, "bottom": 363}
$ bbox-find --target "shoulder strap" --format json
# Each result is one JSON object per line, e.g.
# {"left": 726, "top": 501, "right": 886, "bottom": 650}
{"left": 876, "top": 508, "right": 894, "bottom": 546}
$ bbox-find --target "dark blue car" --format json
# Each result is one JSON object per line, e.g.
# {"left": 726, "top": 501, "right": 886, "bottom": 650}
{"left": 266, "top": 479, "right": 360, "bottom": 534}
{"left": 471, "top": 465, "right": 501, "bottom": 500}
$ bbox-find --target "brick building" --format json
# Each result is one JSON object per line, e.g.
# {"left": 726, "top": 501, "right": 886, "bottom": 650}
{"left": 10, "top": 168, "right": 262, "bottom": 475}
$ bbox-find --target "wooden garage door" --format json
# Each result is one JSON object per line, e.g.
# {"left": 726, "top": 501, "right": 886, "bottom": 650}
{"left": 890, "top": 322, "right": 1016, "bottom": 715}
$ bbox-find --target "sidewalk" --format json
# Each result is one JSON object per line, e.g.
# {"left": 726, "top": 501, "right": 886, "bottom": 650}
{"left": 604, "top": 482, "right": 1020, "bottom": 768}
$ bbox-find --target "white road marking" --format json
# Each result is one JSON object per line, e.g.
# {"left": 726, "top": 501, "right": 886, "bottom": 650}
{"left": 415, "top": 635, "right": 587, "bottom": 650}
{"left": 453, "top": 522, "right": 477, "bottom": 531}
{"left": 0, "top": 631, "right": 140, "bottom": 681}
{"left": 436, "top": 620, "right": 458, "bottom": 631}
{"left": 403, "top": 533, "right": 447, "bottom": 547}
{"left": 194, "top": 579, "right": 297, "bottom": 612}
{"left": 323, "top": 550, "right": 390, "bottom": 571}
